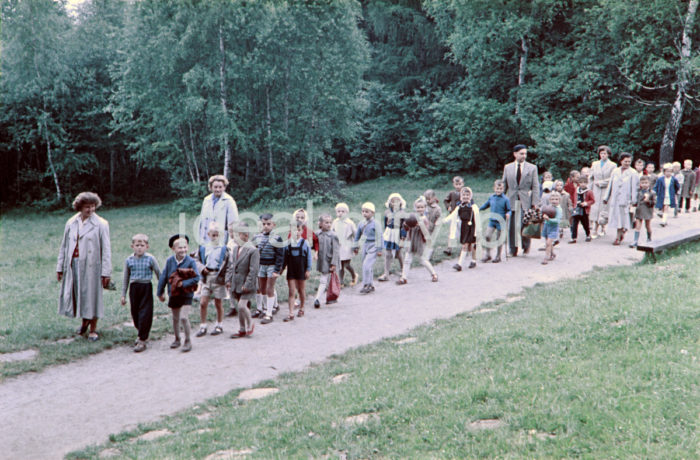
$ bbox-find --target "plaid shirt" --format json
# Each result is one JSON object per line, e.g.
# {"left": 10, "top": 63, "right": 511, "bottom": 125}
{"left": 122, "top": 253, "right": 161, "bottom": 297}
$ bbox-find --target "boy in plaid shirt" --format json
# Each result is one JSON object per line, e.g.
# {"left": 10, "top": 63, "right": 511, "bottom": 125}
{"left": 121, "top": 233, "right": 161, "bottom": 352}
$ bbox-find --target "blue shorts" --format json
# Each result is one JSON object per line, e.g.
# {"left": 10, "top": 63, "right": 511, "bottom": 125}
{"left": 543, "top": 225, "right": 559, "bottom": 240}
{"left": 257, "top": 264, "right": 277, "bottom": 278}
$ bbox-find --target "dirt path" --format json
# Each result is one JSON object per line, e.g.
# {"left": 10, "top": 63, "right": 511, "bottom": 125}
{"left": 1, "top": 213, "right": 698, "bottom": 460}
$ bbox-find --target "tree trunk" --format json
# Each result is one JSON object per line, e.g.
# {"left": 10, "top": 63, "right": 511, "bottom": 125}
{"left": 219, "top": 23, "right": 232, "bottom": 181}
{"left": 188, "top": 121, "right": 207, "bottom": 180}
{"left": 42, "top": 117, "right": 62, "bottom": 201}
{"left": 266, "top": 86, "right": 274, "bottom": 177}
{"left": 178, "top": 125, "right": 196, "bottom": 184}
{"left": 659, "top": 0, "right": 698, "bottom": 165}
{"left": 515, "top": 35, "right": 528, "bottom": 118}
{"left": 109, "top": 148, "right": 115, "bottom": 195}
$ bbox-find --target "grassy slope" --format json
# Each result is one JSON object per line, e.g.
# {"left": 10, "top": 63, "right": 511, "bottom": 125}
{"left": 68, "top": 244, "right": 699, "bottom": 459}
{"left": 0, "top": 174, "right": 494, "bottom": 379}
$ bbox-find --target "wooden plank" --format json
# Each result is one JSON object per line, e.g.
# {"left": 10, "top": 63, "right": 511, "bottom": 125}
{"left": 636, "top": 228, "right": 700, "bottom": 254}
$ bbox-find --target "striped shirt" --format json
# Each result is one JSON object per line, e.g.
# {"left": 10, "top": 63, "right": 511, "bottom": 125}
{"left": 122, "top": 253, "right": 161, "bottom": 297}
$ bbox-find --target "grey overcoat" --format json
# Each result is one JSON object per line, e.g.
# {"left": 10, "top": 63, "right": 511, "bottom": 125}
{"left": 225, "top": 243, "right": 259, "bottom": 296}
{"left": 56, "top": 213, "right": 112, "bottom": 318}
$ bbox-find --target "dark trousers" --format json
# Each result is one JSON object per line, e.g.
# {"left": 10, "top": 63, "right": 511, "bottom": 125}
{"left": 129, "top": 282, "right": 154, "bottom": 341}
{"left": 571, "top": 214, "right": 590, "bottom": 239}
{"left": 508, "top": 203, "right": 531, "bottom": 254}
{"left": 680, "top": 197, "right": 691, "bottom": 211}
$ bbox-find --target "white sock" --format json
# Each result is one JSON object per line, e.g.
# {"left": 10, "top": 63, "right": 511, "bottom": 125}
{"left": 316, "top": 274, "right": 329, "bottom": 301}
{"left": 200, "top": 322, "right": 207, "bottom": 330}
{"left": 458, "top": 249, "right": 467, "bottom": 266}
{"left": 256, "top": 293, "right": 263, "bottom": 310}
{"left": 266, "top": 296, "right": 275, "bottom": 315}
{"left": 662, "top": 212, "right": 668, "bottom": 224}
{"left": 273, "top": 291, "right": 278, "bottom": 308}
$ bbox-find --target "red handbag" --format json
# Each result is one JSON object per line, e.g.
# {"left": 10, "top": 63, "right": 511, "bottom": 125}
{"left": 326, "top": 271, "right": 341, "bottom": 303}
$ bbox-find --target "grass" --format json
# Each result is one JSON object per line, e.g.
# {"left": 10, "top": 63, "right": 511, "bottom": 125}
{"left": 0, "top": 174, "right": 494, "bottom": 379}
{"left": 66, "top": 242, "right": 700, "bottom": 459}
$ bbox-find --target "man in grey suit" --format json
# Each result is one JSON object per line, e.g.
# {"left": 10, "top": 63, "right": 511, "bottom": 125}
{"left": 502, "top": 144, "right": 540, "bottom": 256}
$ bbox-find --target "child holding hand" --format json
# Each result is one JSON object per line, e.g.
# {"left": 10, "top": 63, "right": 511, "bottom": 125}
{"left": 354, "top": 202, "right": 383, "bottom": 294}
{"left": 332, "top": 203, "right": 358, "bottom": 287}
{"left": 121, "top": 233, "right": 161, "bottom": 353}
{"left": 157, "top": 235, "right": 199, "bottom": 352}
{"left": 313, "top": 214, "right": 341, "bottom": 308}
{"left": 397, "top": 197, "right": 438, "bottom": 284}
{"left": 446, "top": 186, "right": 480, "bottom": 271}
{"left": 281, "top": 221, "right": 312, "bottom": 321}
{"left": 541, "top": 193, "right": 562, "bottom": 265}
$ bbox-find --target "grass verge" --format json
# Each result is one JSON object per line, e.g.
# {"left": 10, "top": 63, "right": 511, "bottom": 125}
{"left": 67, "top": 242, "right": 700, "bottom": 459}
{"left": 0, "top": 174, "right": 494, "bottom": 379}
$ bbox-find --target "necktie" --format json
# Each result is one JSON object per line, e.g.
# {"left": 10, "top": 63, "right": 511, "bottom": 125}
{"left": 516, "top": 163, "right": 522, "bottom": 185}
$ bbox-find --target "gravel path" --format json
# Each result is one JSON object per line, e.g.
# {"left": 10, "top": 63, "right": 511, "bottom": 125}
{"left": 1, "top": 213, "right": 698, "bottom": 460}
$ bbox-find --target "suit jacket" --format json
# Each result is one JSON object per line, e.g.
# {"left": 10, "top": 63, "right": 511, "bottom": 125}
{"left": 502, "top": 161, "right": 540, "bottom": 210}
{"left": 225, "top": 243, "right": 259, "bottom": 294}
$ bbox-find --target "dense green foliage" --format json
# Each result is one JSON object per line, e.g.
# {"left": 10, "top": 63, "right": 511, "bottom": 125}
{"left": 1, "top": 0, "right": 698, "bottom": 208}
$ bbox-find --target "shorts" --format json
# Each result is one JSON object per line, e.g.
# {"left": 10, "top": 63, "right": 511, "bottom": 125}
{"left": 543, "top": 225, "right": 559, "bottom": 240}
{"left": 201, "top": 276, "right": 226, "bottom": 299}
{"left": 168, "top": 295, "right": 192, "bottom": 309}
{"left": 258, "top": 264, "right": 277, "bottom": 278}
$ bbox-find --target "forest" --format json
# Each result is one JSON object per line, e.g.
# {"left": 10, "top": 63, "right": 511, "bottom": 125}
{"left": 1, "top": 0, "right": 698, "bottom": 209}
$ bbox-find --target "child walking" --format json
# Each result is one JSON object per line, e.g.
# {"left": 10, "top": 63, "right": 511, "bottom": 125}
{"left": 332, "top": 203, "right": 358, "bottom": 287}
{"left": 569, "top": 176, "right": 595, "bottom": 243}
{"left": 447, "top": 186, "right": 480, "bottom": 271}
{"left": 554, "top": 179, "right": 572, "bottom": 240}
{"left": 252, "top": 213, "right": 284, "bottom": 324}
{"left": 541, "top": 193, "right": 562, "bottom": 265}
{"left": 397, "top": 197, "right": 438, "bottom": 284}
{"left": 354, "top": 202, "right": 383, "bottom": 294}
{"left": 226, "top": 223, "right": 259, "bottom": 338}
{"left": 121, "top": 233, "right": 161, "bottom": 353}
{"left": 314, "top": 214, "right": 341, "bottom": 307}
{"left": 424, "top": 189, "right": 442, "bottom": 248}
{"left": 194, "top": 222, "right": 229, "bottom": 337}
{"left": 479, "top": 180, "right": 511, "bottom": 263}
{"left": 378, "top": 193, "right": 406, "bottom": 282}
{"left": 679, "top": 160, "right": 696, "bottom": 213}
{"left": 281, "top": 221, "right": 312, "bottom": 321}
{"left": 157, "top": 235, "right": 199, "bottom": 352}
{"left": 443, "top": 176, "right": 463, "bottom": 256}
{"left": 629, "top": 175, "right": 656, "bottom": 248}
{"left": 654, "top": 164, "right": 680, "bottom": 227}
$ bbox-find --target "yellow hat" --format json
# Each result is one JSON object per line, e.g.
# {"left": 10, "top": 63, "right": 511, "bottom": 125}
{"left": 385, "top": 192, "right": 406, "bottom": 209}
{"left": 361, "top": 202, "right": 375, "bottom": 213}
{"left": 335, "top": 202, "right": 349, "bottom": 212}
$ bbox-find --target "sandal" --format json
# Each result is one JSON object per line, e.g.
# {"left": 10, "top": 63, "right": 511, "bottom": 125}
{"left": 431, "top": 274, "right": 438, "bottom": 282}
{"left": 541, "top": 259, "right": 548, "bottom": 265}
{"left": 377, "top": 275, "right": 389, "bottom": 282}
{"left": 283, "top": 315, "right": 295, "bottom": 322}
{"left": 87, "top": 332, "right": 99, "bottom": 342}
{"left": 211, "top": 325, "right": 223, "bottom": 336}
{"left": 297, "top": 309, "right": 305, "bottom": 317}
{"left": 396, "top": 278, "right": 407, "bottom": 285}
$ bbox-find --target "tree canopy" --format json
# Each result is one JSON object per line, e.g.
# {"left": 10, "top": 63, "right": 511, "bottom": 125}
{"left": 1, "top": 0, "right": 698, "bottom": 208}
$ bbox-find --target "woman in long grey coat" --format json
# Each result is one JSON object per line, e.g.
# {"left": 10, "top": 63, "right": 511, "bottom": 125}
{"left": 590, "top": 145, "right": 617, "bottom": 237}
{"left": 57, "top": 192, "right": 112, "bottom": 341}
{"left": 603, "top": 153, "right": 639, "bottom": 246}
